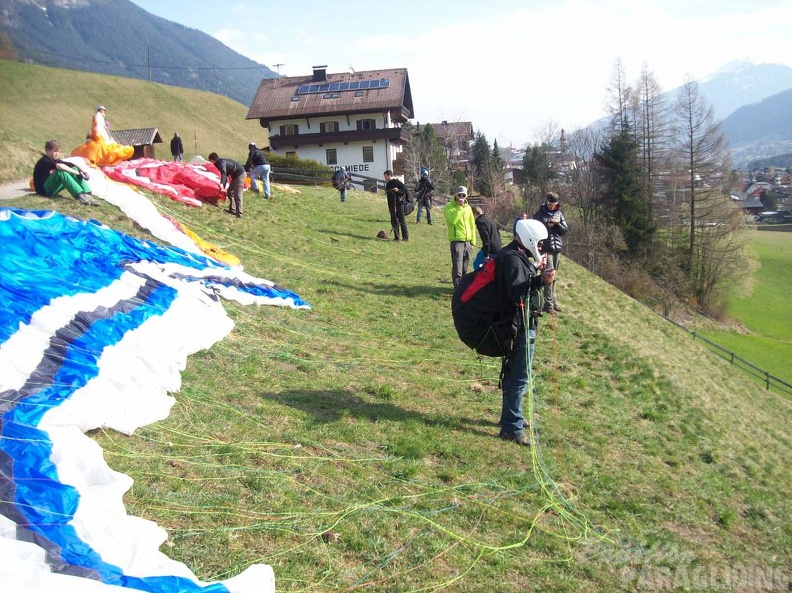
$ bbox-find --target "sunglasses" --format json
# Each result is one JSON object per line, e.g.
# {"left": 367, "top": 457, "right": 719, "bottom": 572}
{"left": 456, "top": 194, "right": 466, "bottom": 198}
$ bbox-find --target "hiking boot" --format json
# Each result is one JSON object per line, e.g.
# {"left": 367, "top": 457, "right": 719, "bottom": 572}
{"left": 75, "top": 193, "right": 98, "bottom": 206}
{"left": 235, "top": 212, "right": 242, "bottom": 218}
{"left": 393, "top": 237, "right": 400, "bottom": 241}
{"left": 553, "top": 302, "right": 563, "bottom": 312}
{"left": 499, "top": 431, "right": 532, "bottom": 446}
{"left": 542, "top": 304, "right": 553, "bottom": 313}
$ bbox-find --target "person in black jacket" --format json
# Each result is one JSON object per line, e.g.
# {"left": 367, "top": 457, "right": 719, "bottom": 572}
{"left": 414, "top": 167, "right": 435, "bottom": 224}
{"left": 208, "top": 152, "right": 246, "bottom": 218}
{"left": 532, "top": 192, "right": 569, "bottom": 312}
{"left": 496, "top": 219, "right": 554, "bottom": 446}
{"left": 170, "top": 132, "right": 183, "bottom": 162}
{"left": 384, "top": 170, "right": 409, "bottom": 241}
{"left": 472, "top": 205, "right": 502, "bottom": 268}
{"left": 32, "top": 139, "right": 98, "bottom": 206}
{"left": 244, "top": 142, "right": 271, "bottom": 198}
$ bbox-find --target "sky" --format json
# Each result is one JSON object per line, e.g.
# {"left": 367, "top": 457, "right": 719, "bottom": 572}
{"left": 129, "top": 0, "right": 792, "bottom": 149}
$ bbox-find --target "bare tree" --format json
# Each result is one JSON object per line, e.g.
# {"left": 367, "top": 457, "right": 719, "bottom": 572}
{"left": 606, "top": 58, "right": 636, "bottom": 135}
{"left": 671, "top": 77, "right": 750, "bottom": 310}
{"left": 635, "top": 63, "right": 672, "bottom": 227}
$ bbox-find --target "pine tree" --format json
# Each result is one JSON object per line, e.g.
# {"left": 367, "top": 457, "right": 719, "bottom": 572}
{"left": 594, "top": 122, "right": 656, "bottom": 255}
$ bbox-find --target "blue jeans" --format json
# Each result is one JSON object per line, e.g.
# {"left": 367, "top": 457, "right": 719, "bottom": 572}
{"left": 500, "top": 325, "right": 536, "bottom": 436}
{"left": 250, "top": 163, "right": 271, "bottom": 197}
{"left": 340, "top": 186, "right": 347, "bottom": 202}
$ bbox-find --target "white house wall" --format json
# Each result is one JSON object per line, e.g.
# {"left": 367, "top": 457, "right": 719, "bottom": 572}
{"left": 267, "top": 113, "right": 402, "bottom": 186}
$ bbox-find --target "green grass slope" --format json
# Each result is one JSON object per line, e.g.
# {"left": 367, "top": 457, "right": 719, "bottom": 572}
{"left": 3, "top": 180, "right": 790, "bottom": 591}
{"left": 699, "top": 231, "right": 792, "bottom": 384}
{"left": 0, "top": 58, "right": 264, "bottom": 183}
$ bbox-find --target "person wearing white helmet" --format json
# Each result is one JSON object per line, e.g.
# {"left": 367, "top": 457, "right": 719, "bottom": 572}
{"left": 494, "top": 218, "right": 555, "bottom": 446}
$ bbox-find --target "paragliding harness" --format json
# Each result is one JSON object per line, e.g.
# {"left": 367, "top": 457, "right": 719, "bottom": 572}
{"left": 332, "top": 168, "right": 350, "bottom": 190}
{"left": 452, "top": 257, "right": 512, "bottom": 358}
{"left": 400, "top": 188, "right": 416, "bottom": 217}
{"left": 451, "top": 254, "right": 542, "bottom": 359}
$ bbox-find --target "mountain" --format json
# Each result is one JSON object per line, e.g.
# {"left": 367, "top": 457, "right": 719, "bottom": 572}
{"left": 698, "top": 60, "right": 792, "bottom": 120}
{"left": 0, "top": 0, "right": 276, "bottom": 107}
{"left": 721, "top": 88, "right": 792, "bottom": 167}
{"left": 586, "top": 61, "right": 792, "bottom": 165}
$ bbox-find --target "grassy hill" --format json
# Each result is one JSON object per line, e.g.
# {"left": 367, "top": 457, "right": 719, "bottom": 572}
{"left": 3, "top": 188, "right": 790, "bottom": 592}
{"left": 0, "top": 58, "right": 264, "bottom": 183}
{"left": 699, "top": 231, "right": 792, "bottom": 385}
{"left": 1, "top": 63, "right": 790, "bottom": 592}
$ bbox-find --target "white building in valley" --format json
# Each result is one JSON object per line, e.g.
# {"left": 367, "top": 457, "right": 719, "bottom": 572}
{"left": 246, "top": 65, "right": 414, "bottom": 186}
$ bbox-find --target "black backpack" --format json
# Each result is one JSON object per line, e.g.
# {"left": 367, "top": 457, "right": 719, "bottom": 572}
{"left": 451, "top": 258, "right": 514, "bottom": 357}
{"left": 401, "top": 189, "right": 416, "bottom": 216}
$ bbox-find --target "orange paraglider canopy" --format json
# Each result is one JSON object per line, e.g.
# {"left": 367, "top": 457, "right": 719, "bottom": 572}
{"left": 71, "top": 106, "right": 134, "bottom": 166}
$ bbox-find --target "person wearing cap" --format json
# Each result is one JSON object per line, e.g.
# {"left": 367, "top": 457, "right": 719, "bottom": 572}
{"left": 244, "top": 142, "right": 271, "bottom": 198}
{"left": 208, "top": 152, "right": 246, "bottom": 218}
{"left": 170, "top": 132, "right": 184, "bottom": 162}
{"left": 91, "top": 105, "right": 112, "bottom": 143}
{"left": 71, "top": 105, "right": 133, "bottom": 165}
{"left": 413, "top": 167, "right": 435, "bottom": 224}
{"left": 532, "top": 192, "right": 569, "bottom": 312}
{"left": 495, "top": 219, "right": 555, "bottom": 446}
{"left": 443, "top": 186, "right": 477, "bottom": 287}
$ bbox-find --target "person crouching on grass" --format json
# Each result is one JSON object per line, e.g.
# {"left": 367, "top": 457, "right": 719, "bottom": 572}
{"left": 32, "top": 139, "right": 98, "bottom": 206}
{"left": 208, "top": 152, "right": 246, "bottom": 218}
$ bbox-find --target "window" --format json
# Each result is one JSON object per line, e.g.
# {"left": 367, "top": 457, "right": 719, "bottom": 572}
{"left": 322, "top": 93, "right": 340, "bottom": 99}
{"left": 354, "top": 91, "right": 364, "bottom": 98}
{"left": 320, "top": 121, "right": 339, "bottom": 133}
{"left": 280, "top": 124, "right": 298, "bottom": 136}
{"left": 326, "top": 148, "right": 337, "bottom": 165}
{"left": 357, "top": 119, "right": 376, "bottom": 131}
{"left": 362, "top": 146, "right": 374, "bottom": 162}
{"left": 286, "top": 151, "right": 297, "bottom": 158}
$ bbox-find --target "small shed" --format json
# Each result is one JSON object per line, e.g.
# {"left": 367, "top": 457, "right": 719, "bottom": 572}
{"left": 111, "top": 128, "right": 162, "bottom": 160}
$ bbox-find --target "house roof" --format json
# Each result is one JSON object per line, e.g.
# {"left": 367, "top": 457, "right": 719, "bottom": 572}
{"left": 430, "top": 121, "right": 474, "bottom": 140}
{"left": 112, "top": 128, "right": 162, "bottom": 146}
{"left": 246, "top": 68, "right": 414, "bottom": 124}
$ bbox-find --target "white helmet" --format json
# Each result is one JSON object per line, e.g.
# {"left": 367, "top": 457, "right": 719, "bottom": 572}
{"left": 515, "top": 219, "right": 548, "bottom": 262}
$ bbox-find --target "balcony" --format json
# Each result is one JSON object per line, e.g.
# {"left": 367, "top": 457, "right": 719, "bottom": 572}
{"left": 270, "top": 127, "right": 409, "bottom": 150}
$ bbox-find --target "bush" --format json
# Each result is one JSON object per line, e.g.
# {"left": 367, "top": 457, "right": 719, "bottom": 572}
{"left": 269, "top": 153, "right": 332, "bottom": 186}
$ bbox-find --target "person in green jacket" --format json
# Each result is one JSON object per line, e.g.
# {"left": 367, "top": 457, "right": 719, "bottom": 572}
{"left": 443, "top": 185, "right": 477, "bottom": 287}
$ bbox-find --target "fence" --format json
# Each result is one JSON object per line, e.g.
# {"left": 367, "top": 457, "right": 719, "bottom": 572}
{"left": 270, "top": 167, "right": 385, "bottom": 192}
{"left": 663, "top": 316, "right": 792, "bottom": 398}
{"left": 270, "top": 168, "right": 454, "bottom": 203}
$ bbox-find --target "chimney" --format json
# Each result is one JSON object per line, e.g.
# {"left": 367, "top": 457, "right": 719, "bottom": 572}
{"left": 312, "top": 65, "right": 328, "bottom": 82}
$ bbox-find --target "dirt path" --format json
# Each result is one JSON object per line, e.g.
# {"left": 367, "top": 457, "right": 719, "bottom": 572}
{"left": 0, "top": 180, "right": 32, "bottom": 201}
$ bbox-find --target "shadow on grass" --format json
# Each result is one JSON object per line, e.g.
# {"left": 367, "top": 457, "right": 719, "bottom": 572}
{"left": 316, "top": 228, "right": 387, "bottom": 242}
{"left": 319, "top": 277, "right": 453, "bottom": 299}
{"left": 259, "top": 388, "right": 497, "bottom": 439}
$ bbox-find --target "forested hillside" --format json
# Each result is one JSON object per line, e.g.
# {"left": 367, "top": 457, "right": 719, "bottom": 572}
{"left": 0, "top": 0, "right": 275, "bottom": 106}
